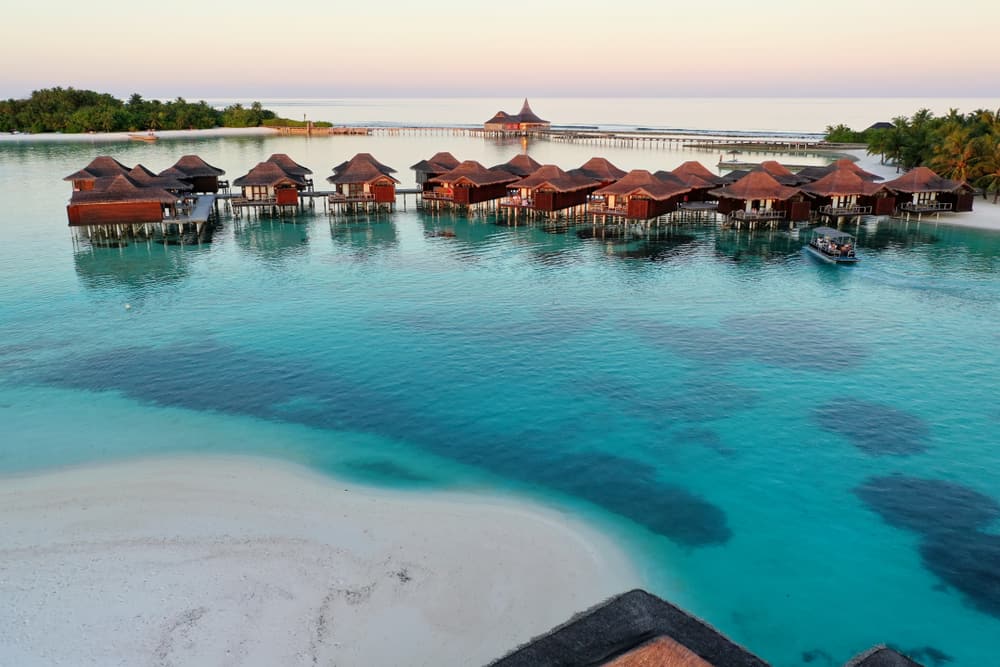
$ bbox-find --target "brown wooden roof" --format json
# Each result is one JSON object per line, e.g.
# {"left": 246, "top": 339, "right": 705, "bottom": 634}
{"left": 410, "top": 151, "right": 461, "bottom": 173}
{"left": 800, "top": 169, "right": 887, "bottom": 197}
{"left": 882, "top": 166, "right": 968, "bottom": 193}
{"left": 233, "top": 162, "right": 306, "bottom": 187}
{"left": 63, "top": 156, "right": 131, "bottom": 181}
{"left": 492, "top": 154, "right": 543, "bottom": 177}
{"left": 594, "top": 170, "right": 691, "bottom": 200}
{"left": 603, "top": 637, "right": 714, "bottom": 667}
{"left": 797, "top": 159, "right": 883, "bottom": 184}
{"left": 709, "top": 171, "right": 803, "bottom": 201}
{"left": 573, "top": 157, "right": 627, "bottom": 182}
{"left": 511, "top": 165, "right": 600, "bottom": 192}
{"left": 266, "top": 153, "right": 312, "bottom": 177}
{"left": 331, "top": 153, "right": 396, "bottom": 176}
{"left": 127, "top": 164, "right": 192, "bottom": 191}
{"left": 430, "top": 160, "right": 519, "bottom": 187}
{"left": 653, "top": 170, "right": 696, "bottom": 190}
{"left": 484, "top": 110, "right": 511, "bottom": 124}
{"left": 671, "top": 161, "right": 723, "bottom": 186}
{"left": 516, "top": 98, "right": 547, "bottom": 124}
{"left": 70, "top": 174, "right": 177, "bottom": 205}
{"left": 169, "top": 155, "right": 225, "bottom": 177}
{"left": 327, "top": 153, "right": 400, "bottom": 185}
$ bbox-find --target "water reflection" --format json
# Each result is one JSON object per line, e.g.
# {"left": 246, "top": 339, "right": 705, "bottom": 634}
{"left": 714, "top": 228, "right": 803, "bottom": 265}
{"left": 234, "top": 218, "right": 310, "bottom": 268}
{"left": 73, "top": 242, "right": 199, "bottom": 293}
{"left": 576, "top": 224, "right": 699, "bottom": 261}
{"left": 329, "top": 218, "right": 398, "bottom": 258}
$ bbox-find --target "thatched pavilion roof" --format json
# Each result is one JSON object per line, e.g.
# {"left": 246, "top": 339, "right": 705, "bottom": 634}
{"left": 430, "top": 161, "right": 519, "bottom": 187}
{"left": 709, "top": 171, "right": 803, "bottom": 201}
{"left": 844, "top": 646, "right": 923, "bottom": 667}
{"left": 882, "top": 166, "right": 968, "bottom": 193}
{"left": 488, "top": 589, "right": 768, "bottom": 667}
{"left": 168, "top": 155, "right": 225, "bottom": 177}
{"left": 492, "top": 154, "right": 543, "bottom": 177}
{"left": 70, "top": 174, "right": 177, "bottom": 205}
{"left": 672, "top": 161, "right": 724, "bottom": 187}
{"left": 797, "top": 159, "right": 883, "bottom": 183}
{"left": 801, "top": 169, "right": 888, "bottom": 197}
{"left": 572, "top": 157, "right": 627, "bottom": 182}
{"left": 484, "top": 110, "right": 511, "bottom": 125}
{"left": 233, "top": 162, "right": 307, "bottom": 187}
{"left": 594, "top": 170, "right": 691, "bottom": 201}
{"left": 127, "top": 164, "right": 192, "bottom": 191}
{"left": 511, "top": 165, "right": 600, "bottom": 192}
{"left": 64, "top": 156, "right": 131, "bottom": 181}
{"left": 266, "top": 153, "right": 312, "bottom": 177}
{"left": 652, "top": 170, "right": 696, "bottom": 190}
{"left": 515, "top": 98, "right": 547, "bottom": 124}
{"left": 331, "top": 153, "right": 396, "bottom": 176}
{"left": 410, "top": 151, "right": 461, "bottom": 173}
{"left": 753, "top": 160, "right": 803, "bottom": 185}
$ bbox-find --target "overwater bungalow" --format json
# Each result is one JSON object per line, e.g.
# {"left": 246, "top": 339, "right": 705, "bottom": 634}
{"left": 709, "top": 171, "right": 811, "bottom": 227}
{"left": 410, "top": 152, "right": 461, "bottom": 190}
{"left": 883, "top": 166, "right": 975, "bottom": 218}
{"left": 127, "top": 164, "right": 192, "bottom": 193}
{"left": 571, "top": 157, "right": 627, "bottom": 186}
{"left": 502, "top": 165, "right": 601, "bottom": 217}
{"left": 232, "top": 162, "right": 307, "bottom": 208}
{"left": 161, "top": 155, "right": 226, "bottom": 193}
{"left": 672, "top": 161, "right": 724, "bottom": 188}
{"left": 483, "top": 99, "right": 550, "bottom": 134}
{"left": 67, "top": 174, "right": 180, "bottom": 227}
{"left": 589, "top": 170, "right": 691, "bottom": 221}
{"left": 801, "top": 168, "right": 894, "bottom": 219}
{"left": 326, "top": 153, "right": 399, "bottom": 213}
{"left": 63, "top": 156, "right": 131, "bottom": 191}
{"left": 492, "top": 154, "right": 543, "bottom": 178}
{"left": 265, "top": 154, "right": 313, "bottom": 190}
{"left": 424, "top": 160, "right": 518, "bottom": 210}
{"left": 796, "top": 158, "right": 883, "bottom": 184}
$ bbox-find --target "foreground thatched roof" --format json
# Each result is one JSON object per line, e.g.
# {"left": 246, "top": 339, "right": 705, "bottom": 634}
{"left": 233, "top": 162, "right": 307, "bottom": 187}
{"left": 266, "top": 153, "right": 312, "bottom": 177}
{"left": 127, "top": 164, "right": 192, "bottom": 191}
{"left": 70, "top": 174, "right": 178, "bottom": 205}
{"left": 492, "top": 154, "right": 544, "bottom": 177}
{"left": 511, "top": 165, "right": 600, "bottom": 192}
{"left": 327, "top": 153, "right": 399, "bottom": 185}
{"left": 410, "top": 151, "right": 461, "bottom": 173}
{"left": 489, "top": 589, "right": 768, "bottom": 667}
{"left": 801, "top": 169, "right": 888, "bottom": 197}
{"left": 594, "top": 170, "right": 691, "bottom": 200}
{"left": 883, "top": 166, "right": 968, "bottom": 193}
{"left": 672, "top": 161, "right": 724, "bottom": 187}
{"left": 843, "top": 646, "right": 924, "bottom": 667}
{"left": 168, "top": 155, "right": 225, "bottom": 177}
{"left": 331, "top": 153, "right": 396, "bottom": 176}
{"left": 709, "top": 171, "right": 803, "bottom": 201}
{"left": 573, "top": 157, "right": 627, "bottom": 182}
{"left": 63, "top": 156, "right": 131, "bottom": 182}
{"left": 430, "top": 160, "right": 518, "bottom": 187}
{"left": 754, "top": 160, "right": 804, "bottom": 185}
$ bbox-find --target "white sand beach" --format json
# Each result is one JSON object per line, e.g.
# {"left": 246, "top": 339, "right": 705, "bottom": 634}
{"left": 0, "top": 456, "right": 640, "bottom": 666}
{"left": 0, "top": 127, "right": 278, "bottom": 143}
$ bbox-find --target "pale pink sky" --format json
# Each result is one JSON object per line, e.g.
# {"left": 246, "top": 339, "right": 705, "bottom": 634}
{"left": 3, "top": 0, "right": 999, "bottom": 98}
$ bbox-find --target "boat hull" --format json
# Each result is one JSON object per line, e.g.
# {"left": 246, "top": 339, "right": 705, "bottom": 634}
{"left": 806, "top": 244, "right": 859, "bottom": 264}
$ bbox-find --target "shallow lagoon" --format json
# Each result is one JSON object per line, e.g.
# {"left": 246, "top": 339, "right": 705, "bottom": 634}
{"left": 1, "top": 133, "right": 999, "bottom": 666}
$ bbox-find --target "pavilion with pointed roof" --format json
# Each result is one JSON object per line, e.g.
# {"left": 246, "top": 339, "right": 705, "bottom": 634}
{"left": 483, "top": 99, "right": 550, "bottom": 133}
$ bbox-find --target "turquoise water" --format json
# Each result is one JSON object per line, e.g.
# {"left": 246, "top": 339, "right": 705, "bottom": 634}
{"left": 2, "top": 132, "right": 999, "bottom": 667}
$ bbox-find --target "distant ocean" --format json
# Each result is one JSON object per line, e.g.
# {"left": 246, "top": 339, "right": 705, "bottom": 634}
{"left": 2, "top": 97, "right": 999, "bottom": 666}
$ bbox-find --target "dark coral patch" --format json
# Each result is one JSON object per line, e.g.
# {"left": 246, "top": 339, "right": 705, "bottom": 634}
{"left": 340, "top": 459, "right": 434, "bottom": 485}
{"left": 855, "top": 475, "right": 1000, "bottom": 535}
{"left": 814, "top": 399, "right": 930, "bottom": 455}
{"left": 672, "top": 427, "right": 737, "bottom": 457}
{"left": 921, "top": 531, "right": 1000, "bottom": 618}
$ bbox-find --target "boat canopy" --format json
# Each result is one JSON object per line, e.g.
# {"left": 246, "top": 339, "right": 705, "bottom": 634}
{"left": 811, "top": 226, "right": 855, "bottom": 241}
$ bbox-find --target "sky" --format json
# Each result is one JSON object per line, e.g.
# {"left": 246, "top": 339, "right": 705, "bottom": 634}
{"left": 2, "top": 0, "right": 999, "bottom": 99}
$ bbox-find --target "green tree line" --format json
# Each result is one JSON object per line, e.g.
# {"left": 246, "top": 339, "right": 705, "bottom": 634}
{"left": 0, "top": 87, "right": 281, "bottom": 133}
{"left": 826, "top": 109, "right": 1000, "bottom": 202}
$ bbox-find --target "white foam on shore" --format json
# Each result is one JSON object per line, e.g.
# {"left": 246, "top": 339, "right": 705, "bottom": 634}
{"left": 0, "top": 454, "right": 641, "bottom": 666}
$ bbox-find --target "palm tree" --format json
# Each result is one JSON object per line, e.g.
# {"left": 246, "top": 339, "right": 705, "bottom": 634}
{"left": 974, "top": 139, "right": 1000, "bottom": 203}
{"left": 929, "top": 127, "right": 978, "bottom": 182}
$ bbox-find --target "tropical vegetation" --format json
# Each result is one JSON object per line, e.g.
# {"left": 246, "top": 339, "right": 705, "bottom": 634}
{"left": 826, "top": 108, "right": 1000, "bottom": 202}
{"left": 0, "top": 87, "right": 328, "bottom": 134}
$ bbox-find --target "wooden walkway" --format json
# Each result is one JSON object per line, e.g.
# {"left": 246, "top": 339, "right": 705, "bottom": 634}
{"left": 171, "top": 194, "right": 217, "bottom": 224}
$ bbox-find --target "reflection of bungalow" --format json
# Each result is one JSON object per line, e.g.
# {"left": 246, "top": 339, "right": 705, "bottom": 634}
{"left": 410, "top": 152, "right": 461, "bottom": 191}
{"left": 233, "top": 162, "right": 306, "bottom": 205}
{"left": 801, "top": 169, "right": 894, "bottom": 218}
{"left": 326, "top": 153, "right": 399, "bottom": 212}
{"left": 503, "top": 165, "right": 601, "bottom": 215}
{"left": 492, "top": 154, "right": 543, "bottom": 177}
{"left": 483, "top": 99, "right": 550, "bottom": 133}
{"left": 161, "top": 155, "right": 226, "bottom": 193}
{"left": 67, "top": 174, "right": 179, "bottom": 226}
{"left": 266, "top": 154, "right": 313, "bottom": 190}
{"left": 883, "top": 166, "right": 974, "bottom": 216}
{"left": 63, "top": 156, "right": 131, "bottom": 191}
{"left": 425, "top": 161, "right": 518, "bottom": 209}
{"left": 590, "top": 170, "right": 691, "bottom": 220}
{"left": 709, "top": 171, "right": 810, "bottom": 227}
{"left": 797, "top": 158, "right": 883, "bottom": 184}
{"left": 571, "top": 157, "right": 626, "bottom": 186}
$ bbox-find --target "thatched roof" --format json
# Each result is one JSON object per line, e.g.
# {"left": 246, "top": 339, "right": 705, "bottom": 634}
{"left": 488, "top": 589, "right": 768, "bottom": 667}
{"left": 492, "top": 154, "right": 543, "bottom": 177}
{"left": 233, "top": 162, "right": 307, "bottom": 187}
{"left": 672, "top": 161, "right": 724, "bottom": 187}
{"left": 484, "top": 110, "right": 511, "bottom": 125}
{"left": 719, "top": 169, "right": 750, "bottom": 184}
{"left": 70, "top": 174, "right": 177, "bottom": 205}
{"left": 266, "top": 153, "right": 312, "bottom": 177}
{"left": 752, "top": 161, "right": 803, "bottom": 185}
{"left": 797, "top": 159, "right": 883, "bottom": 183}
{"left": 516, "top": 98, "right": 547, "bottom": 124}
{"left": 652, "top": 170, "right": 696, "bottom": 190}
{"left": 511, "top": 165, "right": 600, "bottom": 192}
{"left": 801, "top": 169, "right": 888, "bottom": 197}
{"left": 331, "top": 153, "right": 396, "bottom": 176}
{"left": 429, "top": 160, "right": 519, "bottom": 187}
{"left": 604, "top": 636, "right": 713, "bottom": 667}
{"left": 410, "top": 151, "right": 461, "bottom": 173}
{"left": 169, "top": 155, "right": 225, "bottom": 177}
{"left": 64, "top": 156, "right": 131, "bottom": 181}
{"left": 844, "top": 646, "right": 924, "bottom": 667}
{"left": 594, "top": 170, "right": 691, "bottom": 200}
{"left": 127, "top": 164, "right": 192, "bottom": 191}
{"left": 882, "top": 166, "right": 968, "bottom": 193}
{"left": 573, "top": 157, "right": 627, "bottom": 182}
{"left": 709, "top": 171, "right": 803, "bottom": 201}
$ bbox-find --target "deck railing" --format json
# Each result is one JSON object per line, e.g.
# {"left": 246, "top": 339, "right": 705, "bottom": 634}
{"left": 421, "top": 190, "right": 454, "bottom": 202}
{"left": 819, "top": 204, "right": 872, "bottom": 216}
{"left": 730, "top": 209, "right": 785, "bottom": 222}
{"left": 587, "top": 203, "right": 627, "bottom": 215}
{"left": 901, "top": 201, "right": 952, "bottom": 213}
{"left": 499, "top": 197, "right": 534, "bottom": 208}
{"left": 328, "top": 193, "right": 375, "bottom": 204}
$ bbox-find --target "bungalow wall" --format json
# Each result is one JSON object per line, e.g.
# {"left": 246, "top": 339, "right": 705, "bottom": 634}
{"left": 454, "top": 182, "right": 508, "bottom": 205}
{"left": 625, "top": 197, "right": 675, "bottom": 220}
{"left": 859, "top": 193, "right": 896, "bottom": 215}
{"left": 371, "top": 182, "right": 396, "bottom": 203}
{"left": 189, "top": 176, "right": 219, "bottom": 193}
{"left": 774, "top": 199, "right": 811, "bottom": 222}
{"left": 67, "top": 201, "right": 164, "bottom": 226}
{"left": 939, "top": 191, "right": 975, "bottom": 212}
{"left": 533, "top": 189, "right": 591, "bottom": 212}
